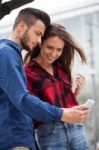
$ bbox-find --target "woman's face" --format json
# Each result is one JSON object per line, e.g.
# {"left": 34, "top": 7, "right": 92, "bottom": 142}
{"left": 40, "top": 36, "right": 65, "bottom": 65}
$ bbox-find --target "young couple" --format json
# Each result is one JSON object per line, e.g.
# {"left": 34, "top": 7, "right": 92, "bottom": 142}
{"left": 0, "top": 7, "right": 90, "bottom": 150}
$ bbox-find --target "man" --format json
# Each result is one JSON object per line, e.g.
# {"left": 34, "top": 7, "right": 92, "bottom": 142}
{"left": 0, "top": 8, "right": 90, "bottom": 150}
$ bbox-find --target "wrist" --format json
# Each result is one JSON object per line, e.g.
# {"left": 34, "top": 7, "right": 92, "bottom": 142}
{"left": 61, "top": 109, "right": 69, "bottom": 123}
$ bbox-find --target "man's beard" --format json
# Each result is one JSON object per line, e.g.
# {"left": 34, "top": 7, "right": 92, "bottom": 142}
{"left": 20, "top": 30, "right": 32, "bottom": 52}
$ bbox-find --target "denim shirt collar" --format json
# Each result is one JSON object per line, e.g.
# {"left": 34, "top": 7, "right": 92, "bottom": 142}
{"left": 7, "top": 39, "right": 22, "bottom": 51}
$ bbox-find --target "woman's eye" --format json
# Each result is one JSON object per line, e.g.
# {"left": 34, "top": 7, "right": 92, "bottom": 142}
{"left": 58, "top": 49, "right": 63, "bottom": 52}
{"left": 47, "top": 46, "right": 53, "bottom": 50}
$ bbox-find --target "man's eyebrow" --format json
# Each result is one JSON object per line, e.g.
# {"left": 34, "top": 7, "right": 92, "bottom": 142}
{"left": 36, "top": 30, "right": 44, "bottom": 36}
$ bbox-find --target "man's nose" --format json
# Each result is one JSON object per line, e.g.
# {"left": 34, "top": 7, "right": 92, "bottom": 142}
{"left": 37, "top": 37, "right": 41, "bottom": 44}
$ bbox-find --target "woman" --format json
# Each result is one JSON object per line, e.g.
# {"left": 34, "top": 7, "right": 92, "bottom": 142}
{"left": 24, "top": 23, "right": 89, "bottom": 150}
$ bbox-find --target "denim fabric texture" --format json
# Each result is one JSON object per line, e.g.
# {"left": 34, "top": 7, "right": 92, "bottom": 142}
{"left": 7, "top": 147, "right": 31, "bottom": 150}
{"left": 36, "top": 123, "right": 89, "bottom": 150}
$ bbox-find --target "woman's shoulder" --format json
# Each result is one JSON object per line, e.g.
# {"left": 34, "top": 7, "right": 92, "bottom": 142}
{"left": 25, "top": 59, "right": 37, "bottom": 68}
{"left": 25, "top": 60, "right": 38, "bottom": 73}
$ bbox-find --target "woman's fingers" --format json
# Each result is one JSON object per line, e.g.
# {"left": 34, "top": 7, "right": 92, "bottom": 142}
{"left": 76, "top": 74, "right": 86, "bottom": 88}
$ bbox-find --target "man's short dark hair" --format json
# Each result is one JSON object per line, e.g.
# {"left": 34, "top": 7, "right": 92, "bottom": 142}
{"left": 13, "top": 7, "right": 51, "bottom": 30}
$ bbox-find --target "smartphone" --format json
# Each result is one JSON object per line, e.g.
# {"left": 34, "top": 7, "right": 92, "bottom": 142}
{"left": 83, "top": 99, "right": 95, "bottom": 108}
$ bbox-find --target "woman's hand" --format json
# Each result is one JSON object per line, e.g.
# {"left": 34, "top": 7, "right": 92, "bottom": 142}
{"left": 73, "top": 74, "right": 86, "bottom": 98}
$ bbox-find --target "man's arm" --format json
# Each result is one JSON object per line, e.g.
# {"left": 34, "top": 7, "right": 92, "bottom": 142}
{"left": 0, "top": 47, "right": 63, "bottom": 123}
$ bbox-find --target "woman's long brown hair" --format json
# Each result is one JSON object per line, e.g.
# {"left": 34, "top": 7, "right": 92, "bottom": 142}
{"left": 24, "top": 23, "right": 87, "bottom": 83}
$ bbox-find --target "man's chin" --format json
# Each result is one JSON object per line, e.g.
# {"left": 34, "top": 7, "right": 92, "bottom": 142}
{"left": 25, "top": 47, "right": 33, "bottom": 52}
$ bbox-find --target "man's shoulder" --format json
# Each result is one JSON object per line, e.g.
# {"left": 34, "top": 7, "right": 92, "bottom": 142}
{"left": 0, "top": 39, "right": 11, "bottom": 51}
{"left": 0, "top": 39, "right": 17, "bottom": 57}
{"left": 0, "top": 40, "right": 20, "bottom": 68}
{"left": 0, "top": 39, "right": 7, "bottom": 47}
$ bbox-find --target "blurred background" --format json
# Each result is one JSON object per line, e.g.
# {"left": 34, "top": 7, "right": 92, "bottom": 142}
{"left": 0, "top": 0, "right": 99, "bottom": 149}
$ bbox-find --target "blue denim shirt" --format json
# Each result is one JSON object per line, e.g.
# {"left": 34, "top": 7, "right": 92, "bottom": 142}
{"left": 0, "top": 39, "right": 63, "bottom": 149}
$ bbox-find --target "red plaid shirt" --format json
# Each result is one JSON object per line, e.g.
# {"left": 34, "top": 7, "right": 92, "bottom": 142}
{"left": 25, "top": 60, "right": 78, "bottom": 108}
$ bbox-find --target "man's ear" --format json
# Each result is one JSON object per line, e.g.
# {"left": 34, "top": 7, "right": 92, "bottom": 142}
{"left": 18, "top": 21, "right": 27, "bottom": 33}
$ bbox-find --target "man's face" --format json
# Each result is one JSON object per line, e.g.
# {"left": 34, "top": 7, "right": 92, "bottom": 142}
{"left": 20, "top": 20, "right": 46, "bottom": 51}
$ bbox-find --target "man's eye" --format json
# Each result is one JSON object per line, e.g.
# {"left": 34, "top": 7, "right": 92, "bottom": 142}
{"left": 36, "top": 32, "right": 40, "bottom": 36}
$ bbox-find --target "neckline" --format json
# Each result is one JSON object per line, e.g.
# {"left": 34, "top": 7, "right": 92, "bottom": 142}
{"left": 32, "top": 59, "right": 55, "bottom": 78}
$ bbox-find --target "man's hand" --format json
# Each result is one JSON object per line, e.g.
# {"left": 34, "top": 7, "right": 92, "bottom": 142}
{"left": 61, "top": 105, "right": 90, "bottom": 124}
